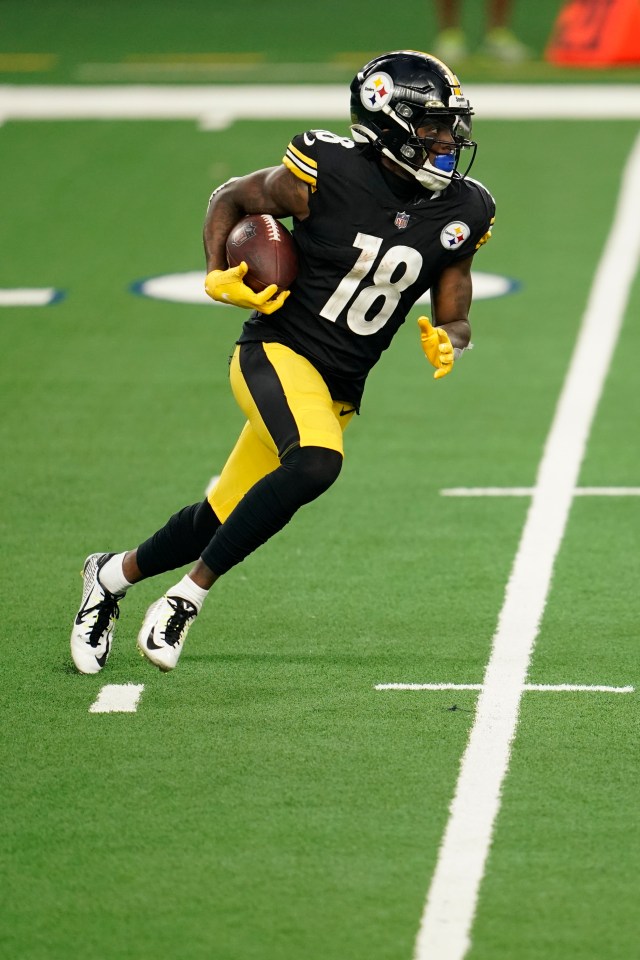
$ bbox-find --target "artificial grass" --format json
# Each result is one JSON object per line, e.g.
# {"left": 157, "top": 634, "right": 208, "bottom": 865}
{"left": 1, "top": 114, "right": 638, "bottom": 959}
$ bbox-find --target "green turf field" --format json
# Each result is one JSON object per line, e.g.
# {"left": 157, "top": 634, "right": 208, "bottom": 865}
{"left": 1, "top": 103, "right": 638, "bottom": 960}
{"left": 1, "top": 5, "right": 639, "bottom": 957}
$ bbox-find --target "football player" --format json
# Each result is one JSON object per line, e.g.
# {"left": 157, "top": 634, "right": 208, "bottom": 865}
{"left": 70, "top": 50, "right": 495, "bottom": 674}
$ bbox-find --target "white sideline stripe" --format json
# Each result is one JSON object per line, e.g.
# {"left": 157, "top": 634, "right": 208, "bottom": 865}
{"left": 0, "top": 85, "right": 639, "bottom": 128}
{"left": 375, "top": 683, "right": 634, "bottom": 693}
{"left": 414, "top": 132, "right": 640, "bottom": 960}
{"left": 89, "top": 683, "right": 144, "bottom": 713}
{"left": 441, "top": 487, "right": 640, "bottom": 496}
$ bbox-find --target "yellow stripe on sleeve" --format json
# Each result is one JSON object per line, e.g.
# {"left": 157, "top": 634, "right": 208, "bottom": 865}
{"left": 287, "top": 141, "right": 317, "bottom": 170}
{"left": 282, "top": 141, "right": 318, "bottom": 187}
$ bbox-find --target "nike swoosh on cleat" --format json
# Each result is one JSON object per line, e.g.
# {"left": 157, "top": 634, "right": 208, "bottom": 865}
{"left": 145, "top": 630, "right": 164, "bottom": 651}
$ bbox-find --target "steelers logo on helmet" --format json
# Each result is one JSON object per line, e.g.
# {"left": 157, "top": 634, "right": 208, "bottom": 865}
{"left": 441, "top": 221, "right": 471, "bottom": 249}
{"left": 360, "top": 72, "right": 395, "bottom": 112}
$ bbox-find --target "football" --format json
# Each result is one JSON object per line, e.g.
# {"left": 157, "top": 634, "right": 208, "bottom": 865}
{"left": 226, "top": 214, "right": 298, "bottom": 294}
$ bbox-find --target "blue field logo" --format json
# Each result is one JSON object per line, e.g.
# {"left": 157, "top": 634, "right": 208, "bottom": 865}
{"left": 132, "top": 271, "right": 520, "bottom": 305}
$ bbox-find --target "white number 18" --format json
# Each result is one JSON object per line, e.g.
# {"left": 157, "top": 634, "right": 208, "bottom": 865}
{"left": 319, "top": 232, "right": 423, "bottom": 335}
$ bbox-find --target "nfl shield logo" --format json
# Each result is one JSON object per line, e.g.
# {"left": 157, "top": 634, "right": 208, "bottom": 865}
{"left": 394, "top": 211, "right": 410, "bottom": 229}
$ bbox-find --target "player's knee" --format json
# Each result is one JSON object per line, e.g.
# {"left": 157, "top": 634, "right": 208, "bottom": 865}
{"left": 137, "top": 499, "right": 221, "bottom": 577}
{"left": 165, "top": 499, "right": 220, "bottom": 555}
{"left": 192, "top": 498, "right": 221, "bottom": 545}
{"left": 282, "top": 445, "right": 343, "bottom": 502}
{"left": 167, "top": 501, "right": 217, "bottom": 547}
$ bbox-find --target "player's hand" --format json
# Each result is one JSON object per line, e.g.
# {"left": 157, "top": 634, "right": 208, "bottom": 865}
{"left": 418, "top": 316, "right": 454, "bottom": 380}
{"left": 205, "top": 262, "right": 290, "bottom": 315}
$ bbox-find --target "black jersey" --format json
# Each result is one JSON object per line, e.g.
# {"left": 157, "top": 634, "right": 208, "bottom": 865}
{"left": 238, "top": 129, "right": 495, "bottom": 406}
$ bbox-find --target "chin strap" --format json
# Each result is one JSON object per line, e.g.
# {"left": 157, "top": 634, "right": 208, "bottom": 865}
{"left": 351, "top": 123, "right": 452, "bottom": 193}
{"left": 381, "top": 146, "right": 452, "bottom": 192}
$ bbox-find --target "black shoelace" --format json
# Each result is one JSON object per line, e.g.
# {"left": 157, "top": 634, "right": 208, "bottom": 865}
{"left": 163, "top": 597, "right": 196, "bottom": 648}
{"left": 84, "top": 593, "right": 120, "bottom": 647}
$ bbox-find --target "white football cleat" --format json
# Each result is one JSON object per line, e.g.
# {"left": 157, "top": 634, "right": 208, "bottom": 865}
{"left": 137, "top": 594, "right": 198, "bottom": 672}
{"left": 70, "top": 553, "right": 124, "bottom": 674}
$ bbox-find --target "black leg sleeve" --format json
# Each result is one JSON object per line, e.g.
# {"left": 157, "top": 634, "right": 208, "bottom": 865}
{"left": 201, "top": 446, "right": 342, "bottom": 576}
{"left": 136, "top": 498, "right": 221, "bottom": 577}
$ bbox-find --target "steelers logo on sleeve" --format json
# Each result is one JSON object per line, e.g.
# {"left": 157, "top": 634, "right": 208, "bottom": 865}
{"left": 440, "top": 221, "right": 471, "bottom": 249}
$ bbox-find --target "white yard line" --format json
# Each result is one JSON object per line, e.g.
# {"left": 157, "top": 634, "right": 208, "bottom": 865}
{"left": 414, "top": 132, "right": 640, "bottom": 960}
{"left": 89, "top": 683, "right": 144, "bottom": 713}
{"left": 375, "top": 683, "right": 634, "bottom": 693}
{"left": 441, "top": 487, "right": 640, "bottom": 497}
{"left": 0, "top": 85, "right": 639, "bottom": 128}
{"left": 524, "top": 684, "right": 634, "bottom": 693}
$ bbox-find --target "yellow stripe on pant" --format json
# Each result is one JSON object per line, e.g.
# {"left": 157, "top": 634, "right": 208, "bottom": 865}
{"left": 209, "top": 342, "right": 355, "bottom": 523}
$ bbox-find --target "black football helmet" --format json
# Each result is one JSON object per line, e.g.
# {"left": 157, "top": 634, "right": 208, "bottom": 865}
{"left": 350, "top": 50, "right": 477, "bottom": 192}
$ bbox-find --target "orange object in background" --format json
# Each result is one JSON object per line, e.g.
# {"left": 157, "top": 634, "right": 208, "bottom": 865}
{"left": 545, "top": 0, "right": 640, "bottom": 66}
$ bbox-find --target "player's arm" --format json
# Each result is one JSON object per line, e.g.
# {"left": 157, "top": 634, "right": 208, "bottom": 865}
{"left": 203, "top": 165, "right": 309, "bottom": 314}
{"left": 430, "top": 256, "right": 473, "bottom": 348}
{"left": 204, "top": 165, "right": 310, "bottom": 271}
{"left": 418, "top": 256, "right": 473, "bottom": 380}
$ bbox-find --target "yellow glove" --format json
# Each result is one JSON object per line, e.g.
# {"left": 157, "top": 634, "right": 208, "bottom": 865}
{"left": 205, "top": 261, "right": 290, "bottom": 315}
{"left": 418, "top": 316, "right": 454, "bottom": 380}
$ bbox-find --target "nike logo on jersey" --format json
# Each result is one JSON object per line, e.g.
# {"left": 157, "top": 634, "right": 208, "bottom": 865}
{"left": 339, "top": 407, "right": 356, "bottom": 416}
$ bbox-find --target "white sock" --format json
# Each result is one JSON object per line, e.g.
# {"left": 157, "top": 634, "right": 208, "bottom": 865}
{"left": 99, "top": 553, "right": 133, "bottom": 595}
{"left": 168, "top": 574, "right": 209, "bottom": 613}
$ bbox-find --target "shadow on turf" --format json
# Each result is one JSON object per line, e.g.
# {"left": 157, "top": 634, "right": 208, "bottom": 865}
{"left": 57, "top": 653, "right": 388, "bottom": 673}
